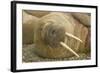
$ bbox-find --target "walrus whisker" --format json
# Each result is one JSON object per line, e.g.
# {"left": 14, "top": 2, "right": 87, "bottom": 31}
{"left": 60, "top": 42, "right": 80, "bottom": 58}
{"left": 65, "top": 32, "right": 83, "bottom": 43}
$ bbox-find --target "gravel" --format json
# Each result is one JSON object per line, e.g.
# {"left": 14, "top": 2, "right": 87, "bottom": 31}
{"left": 22, "top": 44, "right": 90, "bottom": 63}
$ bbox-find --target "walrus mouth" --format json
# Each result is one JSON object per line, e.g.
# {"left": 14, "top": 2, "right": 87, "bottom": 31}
{"left": 60, "top": 32, "right": 83, "bottom": 57}
{"left": 62, "top": 32, "right": 83, "bottom": 57}
{"left": 60, "top": 42, "right": 80, "bottom": 58}
{"left": 41, "top": 22, "right": 83, "bottom": 58}
{"left": 60, "top": 32, "right": 83, "bottom": 58}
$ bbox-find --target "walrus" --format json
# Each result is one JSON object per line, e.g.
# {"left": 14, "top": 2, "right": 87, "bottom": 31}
{"left": 33, "top": 12, "right": 89, "bottom": 59}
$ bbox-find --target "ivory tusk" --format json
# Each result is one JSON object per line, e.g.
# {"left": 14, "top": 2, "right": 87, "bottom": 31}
{"left": 60, "top": 42, "right": 80, "bottom": 58}
{"left": 65, "top": 32, "right": 83, "bottom": 43}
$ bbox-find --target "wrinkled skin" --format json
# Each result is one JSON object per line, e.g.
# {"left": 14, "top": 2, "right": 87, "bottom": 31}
{"left": 34, "top": 12, "right": 89, "bottom": 58}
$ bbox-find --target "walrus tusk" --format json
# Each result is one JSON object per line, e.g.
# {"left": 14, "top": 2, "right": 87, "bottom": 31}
{"left": 60, "top": 42, "right": 80, "bottom": 57}
{"left": 65, "top": 32, "right": 83, "bottom": 43}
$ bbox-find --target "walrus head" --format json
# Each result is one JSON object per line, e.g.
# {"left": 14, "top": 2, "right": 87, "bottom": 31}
{"left": 41, "top": 21, "right": 65, "bottom": 48}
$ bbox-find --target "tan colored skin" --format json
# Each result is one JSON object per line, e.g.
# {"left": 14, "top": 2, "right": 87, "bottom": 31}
{"left": 34, "top": 12, "right": 89, "bottom": 58}
{"left": 22, "top": 11, "right": 90, "bottom": 59}
{"left": 72, "top": 13, "right": 91, "bottom": 27}
{"left": 22, "top": 11, "right": 39, "bottom": 44}
{"left": 24, "top": 10, "right": 50, "bottom": 17}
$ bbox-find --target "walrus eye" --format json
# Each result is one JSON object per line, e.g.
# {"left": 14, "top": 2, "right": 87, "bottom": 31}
{"left": 51, "top": 30, "right": 55, "bottom": 34}
{"left": 51, "top": 30, "right": 56, "bottom": 37}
